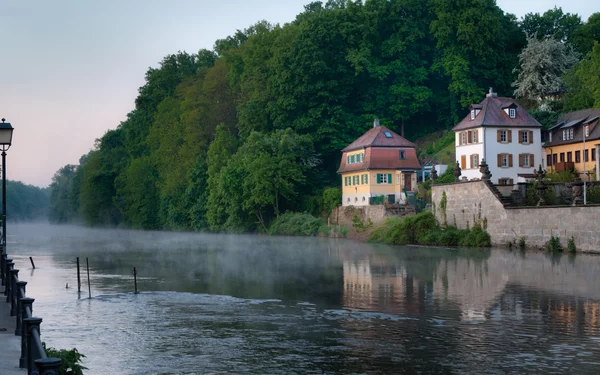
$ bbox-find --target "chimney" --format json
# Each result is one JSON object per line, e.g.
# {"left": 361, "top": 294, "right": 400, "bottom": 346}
{"left": 373, "top": 118, "right": 380, "bottom": 128}
{"left": 486, "top": 87, "right": 497, "bottom": 98}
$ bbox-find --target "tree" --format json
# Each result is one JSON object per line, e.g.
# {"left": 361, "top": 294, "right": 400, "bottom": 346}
{"left": 520, "top": 7, "right": 582, "bottom": 44}
{"left": 564, "top": 43, "right": 600, "bottom": 110}
{"left": 322, "top": 187, "right": 342, "bottom": 216}
{"left": 572, "top": 13, "right": 600, "bottom": 56}
{"left": 114, "top": 157, "right": 160, "bottom": 229}
{"left": 513, "top": 36, "right": 579, "bottom": 101}
{"left": 48, "top": 165, "right": 76, "bottom": 223}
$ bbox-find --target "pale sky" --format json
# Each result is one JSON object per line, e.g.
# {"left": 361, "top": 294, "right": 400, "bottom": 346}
{"left": 0, "top": 0, "right": 597, "bottom": 187}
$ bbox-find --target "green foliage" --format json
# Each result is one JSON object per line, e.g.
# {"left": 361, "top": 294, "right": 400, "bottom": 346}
{"left": 545, "top": 235, "right": 563, "bottom": 252}
{"left": 439, "top": 191, "right": 448, "bottom": 225}
{"left": 587, "top": 185, "right": 600, "bottom": 204}
{"left": 322, "top": 187, "right": 342, "bottom": 216}
{"left": 518, "top": 236, "right": 526, "bottom": 249}
{"left": 520, "top": 7, "right": 582, "bottom": 45}
{"left": 564, "top": 43, "right": 600, "bottom": 110}
{"left": 43, "top": 343, "right": 87, "bottom": 375}
{"left": 318, "top": 224, "right": 348, "bottom": 238}
{"left": 369, "top": 212, "right": 491, "bottom": 247}
{"left": 351, "top": 212, "right": 373, "bottom": 232}
{"left": 4, "top": 180, "right": 50, "bottom": 222}
{"left": 567, "top": 236, "right": 577, "bottom": 252}
{"left": 268, "top": 212, "right": 323, "bottom": 236}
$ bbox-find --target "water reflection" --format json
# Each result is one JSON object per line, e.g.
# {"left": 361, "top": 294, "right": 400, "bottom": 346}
{"left": 7, "top": 223, "right": 600, "bottom": 374}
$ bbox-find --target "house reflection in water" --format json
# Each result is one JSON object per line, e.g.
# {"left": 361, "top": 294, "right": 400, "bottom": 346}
{"left": 338, "top": 246, "right": 600, "bottom": 332}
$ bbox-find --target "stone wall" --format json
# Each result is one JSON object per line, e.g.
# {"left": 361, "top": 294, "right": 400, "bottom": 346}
{"left": 432, "top": 181, "right": 600, "bottom": 253}
{"left": 333, "top": 204, "right": 415, "bottom": 227}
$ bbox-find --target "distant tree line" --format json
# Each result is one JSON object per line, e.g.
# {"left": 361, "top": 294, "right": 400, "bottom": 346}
{"left": 1, "top": 181, "right": 49, "bottom": 221}
{"left": 47, "top": 0, "right": 600, "bottom": 232}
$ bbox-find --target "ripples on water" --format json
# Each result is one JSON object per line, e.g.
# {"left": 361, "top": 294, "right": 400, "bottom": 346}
{"left": 7, "top": 223, "right": 600, "bottom": 374}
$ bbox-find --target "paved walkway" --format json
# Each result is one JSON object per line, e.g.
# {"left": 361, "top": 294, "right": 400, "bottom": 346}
{"left": 0, "top": 285, "right": 26, "bottom": 374}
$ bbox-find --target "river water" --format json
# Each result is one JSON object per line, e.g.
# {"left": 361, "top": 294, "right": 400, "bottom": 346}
{"left": 7, "top": 223, "right": 600, "bottom": 374}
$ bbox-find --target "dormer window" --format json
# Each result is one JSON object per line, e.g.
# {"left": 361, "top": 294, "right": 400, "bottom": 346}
{"left": 470, "top": 110, "right": 475, "bottom": 120}
{"left": 399, "top": 150, "right": 406, "bottom": 160}
{"left": 384, "top": 131, "right": 392, "bottom": 138}
{"left": 509, "top": 108, "right": 516, "bottom": 119}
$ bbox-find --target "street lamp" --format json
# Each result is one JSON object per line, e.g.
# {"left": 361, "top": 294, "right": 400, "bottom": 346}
{"left": 0, "top": 118, "right": 13, "bottom": 286}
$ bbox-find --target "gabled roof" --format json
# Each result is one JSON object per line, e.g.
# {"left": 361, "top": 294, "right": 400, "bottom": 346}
{"left": 337, "top": 147, "right": 421, "bottom": 174}
{"left": 544, "top": 108, "right": 600, "bottom": 148}
{"left": 341, "top": 125, "right": 415, "bottom": 152}
{"left": 453, "top": 92, "right": 542, "bottom": 131}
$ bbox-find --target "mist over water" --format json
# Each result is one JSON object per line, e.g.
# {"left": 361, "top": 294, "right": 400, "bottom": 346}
{"left": 7, "top": 223, "right": 600, "bottom": 374}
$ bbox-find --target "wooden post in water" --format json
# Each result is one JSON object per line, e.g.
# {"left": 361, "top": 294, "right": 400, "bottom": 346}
{"left": 76, "top": 257, "right": 81, "bottom": 293}
{"left": 86, "top": 258, "right": 91, "bottom": 299}
{"left": 133, "top": 266, "right": 138, "bottom": 294}
{"left": 29, "top": 257, "right": 35, "bottom": 269}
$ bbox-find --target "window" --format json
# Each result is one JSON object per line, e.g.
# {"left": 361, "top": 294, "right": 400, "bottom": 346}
{"left": 567, "top": 152, "right": 572, "bottom": 163}
{"left": 377, "top": 173, "right": 392, "bottom": 184}
{"left": 593, "top": 150, "right": 596, "bottom": 162}
{"left": 570, "top": 128, "right": 574, "bottom": 139}
{"left": 354, "top": 176, "right": 360, "bottom": 185}
{"left": 498, "top": 178, "right": 514, "bottom": 185}
{"left": 470, "top": 154, "right": 479, "bottom": 169}
{"left": 549, "top": 132, "right": 552, "bottom": 142}
{"left": 519, "top": 130, "right": 532, "bottom": 144}
{"left": 509, "top": 108, "right": 516, "bottom": 118}
{"left": 553, "top": 154, "right": 557, "bottom": 165}
{"left": 498, "top": 153, "right": 512, "bottom": 168}
{"left": 459, "top": 130, "right": 478, "bottom": 145}
{"left": 560, "top": 153, "right": 565, "bottom": 162}
{"left": 498, "top": 130, "right": 508, "bottom": 143}
{"left": 563, "top": 130, "right": 566, "bottom": 140}
{"left": 347, "top": 153, "right": 364, "bottom": 164}
{"left": 520, "top": 154, "right": 533, "bottom": 168}
{"left": 473, "top": 130, "right": 478, "bottom": 143}
{"left": 362, "top": 197, "right": 365, "bottom": 202}
{"left": 470, "top": 110, "right": 475, "bottom": 120}
{"left": 585, "top": 149, "right": 589, "bottom": 162}
{"left": 399, "top": 151, "right": 406, "bottom": 160}
{"left": 585, "top": 125, "right": 590, "bottom": 138}
{"left": 576, "top": 151, "right": 581, "bottom": 163}
{"left": 360, "top": 174, "right": 369, "bottom": 184}
{"left": 384, "top": 131, "right": 392, "bottom": 138}
{"left": 347, "top": 198, "right": 350, "bottom": 203}
{"left": 547, "top": 154, "right": 553, "bottom": 166}
{"left": 461, "top": 132, "right": 466, "bottom": 145}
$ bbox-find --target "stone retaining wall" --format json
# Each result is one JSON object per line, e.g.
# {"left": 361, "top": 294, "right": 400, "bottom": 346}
{"left": 333, "top": 204, "right": 414, "bottom": 227}
{"left": 432, "top": 181, "right": 600, "bottom": 253}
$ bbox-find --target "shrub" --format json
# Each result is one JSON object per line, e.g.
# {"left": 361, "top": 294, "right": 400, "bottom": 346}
{"left": 545, "top": 236, "right": 563, "bottom": 252}
{"left": 43, "top": 344, "right": 87, "bottom": 375}
{"left": 322, "top": 187, "right": 342, "bottom": 215}
{"left": 268, "top": 212, "right": 323, "bottom": 236}
{"left": 567, "top": 236, "right": 576, "bottom": 253}
{"left": 518, "top": 236, "right": 526, "bottom": 249}
{"left": 458, "top": 225, "right": 492, "bottom": 247}
{"left": 351, "top": 212, "right": 373, "bottom": 232}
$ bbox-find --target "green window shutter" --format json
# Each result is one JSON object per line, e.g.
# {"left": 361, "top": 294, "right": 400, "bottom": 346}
{"left": 388, "top": 174, "right": 392, "bottom": 184}
{"left": 365, "top": 174, "right": 368, "bottom": 184}
{"left": 377, "top": 174, "right": 381, "bottom": 184}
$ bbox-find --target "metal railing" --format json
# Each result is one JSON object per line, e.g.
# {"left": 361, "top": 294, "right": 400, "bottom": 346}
{"left": 1, "top": 247, "right": 62, "bottom": 375}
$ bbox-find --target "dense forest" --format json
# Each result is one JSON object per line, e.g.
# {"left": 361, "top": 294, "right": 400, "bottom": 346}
{"left": 1, "top": 181, "right": 49, "bottom": 221}
{"left": 48, "top": 0, "right": 600, "bottom": 232}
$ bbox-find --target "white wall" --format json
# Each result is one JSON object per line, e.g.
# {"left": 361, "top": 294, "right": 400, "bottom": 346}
{"left": 455, "top": 128, "right": 484, "bottom": 180}
{"left": 484, "top": 128, "right": 543, "bottom": 183}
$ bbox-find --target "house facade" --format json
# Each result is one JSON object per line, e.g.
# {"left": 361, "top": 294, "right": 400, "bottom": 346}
{"left": 453, "top": 89, "right": 542, "bottom": 185}
{"left": 542, "top": 109, "right": 600, "bottom": 179}
{"left": 337, "top": 120, "right": 421, "bottom": 206}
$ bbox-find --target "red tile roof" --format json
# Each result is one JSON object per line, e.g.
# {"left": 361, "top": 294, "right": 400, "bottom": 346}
{"left": 341, "top": 125, "right": 416, "bottom": 152}
{"left": 337, "top": 147, "right": 421, "bottom": 173}
{"left": 453, "top": 94, "right": 541, "bottom": 131}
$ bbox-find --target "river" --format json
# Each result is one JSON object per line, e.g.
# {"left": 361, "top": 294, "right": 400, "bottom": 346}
{"left": 7, "top": 223, "right": 600, "bottom": 374}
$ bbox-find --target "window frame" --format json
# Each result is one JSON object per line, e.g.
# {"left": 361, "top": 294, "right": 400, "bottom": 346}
{"left": 509, "top": 108, "right": 516, "bottom": 118}
{"left": 500, "top": 130, "right": 507, "bottom": 143}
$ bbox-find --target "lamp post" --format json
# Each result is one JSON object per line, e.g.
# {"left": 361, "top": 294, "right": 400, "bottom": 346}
{"left": 583, "top": 124, "right": 588, "bottom": 205}
{"left": 0, "top": 118, "right": 14, "bottom": 262}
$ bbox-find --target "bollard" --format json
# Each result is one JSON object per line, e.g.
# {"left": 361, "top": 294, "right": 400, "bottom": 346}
{"left": 24, "top": 317, "right": 43, "bottom": 375}
{"left": 76, "top": 257, "right": 81, "bottom": 293}
{"left": 9, "top": 268, "right": 18, "bottom": 311}
{"left": 20, "top": 298, "right": 34, "bottom": 368}
{"left": 133, "top": 266, "right": 138, "bottom": 294}
{"left": 15, "top": 280, "right": 27, "bottom": 334}
{"left": 34, "top": 358, "right": 62, "bottom": 375}
{"left": 5, "top": 259, "right": 13, "bottom": 297}
{"left": 29, "top": 257, "right": 36, "bottom": 269}
{"left": 86, "top": 258, "right": 91, "bottom": 299}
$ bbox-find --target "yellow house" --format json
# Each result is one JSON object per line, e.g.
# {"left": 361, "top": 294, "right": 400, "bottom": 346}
{"left": 543, "top": 109, "right": 600, "bottom": 179}
{"left": 337, "top": 120, "right": 421, "bottom": 206}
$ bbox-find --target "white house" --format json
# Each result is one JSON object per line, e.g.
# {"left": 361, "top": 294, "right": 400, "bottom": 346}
{"left": 453, "top": 89, "right": 543, "bottom": 185}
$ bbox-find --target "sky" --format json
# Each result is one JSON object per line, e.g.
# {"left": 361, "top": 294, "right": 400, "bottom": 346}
{"left": 0, "top": 0, "right": 597, "bottom": 188}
